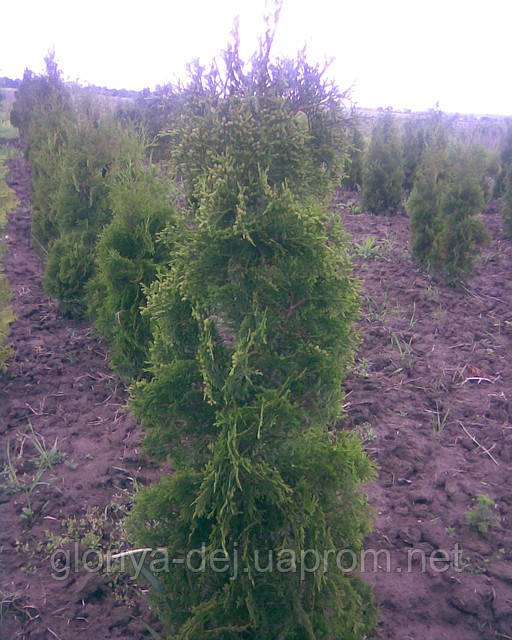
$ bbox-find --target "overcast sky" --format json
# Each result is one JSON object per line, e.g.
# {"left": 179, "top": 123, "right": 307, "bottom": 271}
{"left": 1, "top": 0, "right": 510, "bottom": 115}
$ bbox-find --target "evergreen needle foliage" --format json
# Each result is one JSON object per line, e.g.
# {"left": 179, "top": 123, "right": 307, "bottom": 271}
{"left": 0, "top": 152, "right": 17, "bottom": 371}
{"left": 87, "top": 149, "right": 179, "bottom": 378}
{"left": 127, "top": 21, "right": 376, "bottom": 640}
{"left": 493, "top": 124, "right": 512, "bottom": 199}
{"left": 430, "top": 169, "right": 488, "bottom": 285}
{"left": 501, "top": 166, "right": 512, "bottom": 237}
{"left": 407, "top": 139, "right": 489, "bottom": 286}
{"left": 341, "top": 119, "right": 365, "bottom": 191}
{"left": 128, "top": 183, "right": 376, "bottom": 639}
{"left": 362, "top": 111, "right": 403, "bottom": 214}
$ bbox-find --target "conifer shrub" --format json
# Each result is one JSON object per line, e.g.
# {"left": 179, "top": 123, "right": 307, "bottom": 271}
{"left": 401, "top": 109, "right": 451, "bottom": 193}
{"left": 10, "top": 53, "right": 72, "bottom": 146}
{"left": 493, "top": 123, "right": 512, "bottom": 198}
{"left": 87, "top": 152, "right": 179, "bottom": 378}
{"left": 12, "top": 56, "right": 74, "bottom": 249}
{"left": 126, "top": 29, "right": 376, "bottom": 640}
{"left": 42, "top": 105, "right": 141, "bottom": 316}
{"left": 407, "top": 161, "right": 442, "bottom": 263}
{"left": 169, "top": 35, "right": 350, "bottom": 208}
{"left": 430, "top": 168, "right": 488, "bottom": 286}
{"left": 402, "top": 115, "right": 427, "bottom": 191}
{"left": 407, "top": 142, "right": 489, "bottom": 286}
{"left": 406, "top": 132, "right": 449, "bottom": 264}
{"left": 341, "top": 120, "right": 365, "bottom": 190}
{"left": 362, "top": 111, "right": 403, "bottom": 214}
{"left": 43, "top": 230, "right": 94, "bottom": 316}
{"left": 0, "top": 154, "right": 17, "bottom": 371}
{"left": 501, "top": 166, "right": 512, "bottom": 237}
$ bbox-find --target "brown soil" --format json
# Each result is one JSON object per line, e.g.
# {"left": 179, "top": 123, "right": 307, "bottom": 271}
{"left": 340, "top": 195, "right": 512, "bottom": 639}
{"left": 0, "top": 154, "right": 161, "bottom": 638}
{"left": 0, "top": 153, "right": 511, "bottom": 639}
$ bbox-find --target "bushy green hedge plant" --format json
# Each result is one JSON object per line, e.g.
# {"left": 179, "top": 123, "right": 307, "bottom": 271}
{"left": 43, "top": 230, "right": 94, "bottom": 316}
{"left": 127, "top": 29, "right": 376, "bottom": 640}
{"left": 493, "top": 123, "right": 512, "bottom": 198}
{"left": 0, "top": 152, "right": 17, "bottom": 371}
{"left": 41, "top": 104, "right": 142, "bottom": 316}
{"left": 87, "top": 150, "right": 179, "bottom": 378}
{"left": 128, "top": 180, "right": 375, "bottom": 640}
{"left": 430, "top": 167, "right": 488, "bottom": 285}
{"left": 12, "top": 55, "right": 74, "bottom": 249}
{"left": 501, "top": 166, "right": 512, "bottom": 237}
{"left": 407, "top": 142, "right": 489, "bottom": 286}
{"left": 362, "top": 111, "right": 403, "bottom": 214}
{"left": 342, "top": 119, "right": 365, "bottom": 191}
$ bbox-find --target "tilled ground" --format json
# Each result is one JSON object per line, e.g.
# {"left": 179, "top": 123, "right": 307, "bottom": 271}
{"left": 340, "top": 195, "right": 512, "bottom": 639}
{"left": 0, "top": 152, "right": 511, "bottom": 639}
{"left": 0, "top": 154, "right": 161, "bottom": 638}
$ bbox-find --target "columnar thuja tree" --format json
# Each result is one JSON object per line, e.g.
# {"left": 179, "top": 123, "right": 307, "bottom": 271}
{"left": 362, "top": 111, "right": 403, "bottom": 214}
{"left": 342, "top": 116, "right": 365, "bottom": 191}
{"left": 493, "top": 123, "right": 512, "bottom": 198}
{"left": 407, "top": 137, "right": 489, "bottom": 286}
{"left": 429, "top": 158, "right": 488, "bottom": 285}
{"left": 127, "top": 29, "right": 376, "bottom": 640}
{"left": 86, "top": 142, "right": 179, "bottom": 378}
{"left": 11, "top": 53, "right": 74, "bottom": 249}
{"left": 407, "top": 125, "right": 449, "bottom": 264}
{"left": 502, "top": 166, "right": 512, "bottom": 237}
{"left": 43, "top": 103, "right": 141, "bottom": 316}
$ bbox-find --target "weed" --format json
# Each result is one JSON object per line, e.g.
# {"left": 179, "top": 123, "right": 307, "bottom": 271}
{"left": 364, "top": 292, "right": 389, "bottom": 324}
{"left": 353, "top": 236, "right": 381, "bottom": 260}
{"left": 26, "top": 422, "right": 66, "bottom": 470}
{"left": 466, "top": 494, "right": 500, "bottom": 536}
{"left": 425, "top": 282, "right": 440, "bottom": 302}
{"left": 353, "top": 356, "right": 371, "bottom": 379}
{"left": 408, "top": 302, "right": 417, "bottom": 330}
{"left": 1, "top": 440, "right": 50, "bottom": 525}
{"left": 0, "top": 590, "right": 37, "bottom": 625}
{"left": 391, "top": 332, "right": 414, "bottom": 371}
{"left": 355, "top": 422, "right": 377, "bottom": 444}
{"left": 431, "top": 402, "right": 450, "bottom": 435}
{"left": 337, "top": 201, "right": 362, "bottom": 215}
{"left": 431, "top": 308, "right": 446, "bottom": 323}
{"left": 380, "top": 230, "right": 395, "bottom": 253}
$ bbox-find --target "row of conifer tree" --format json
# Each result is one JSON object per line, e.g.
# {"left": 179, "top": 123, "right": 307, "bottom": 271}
{"left": 349, "top": 108, "right": 512, "bottom": 284}
{"left": 11, "top": 29, "right": 377, "bottom": 640}
{"left": 10, "top": 23, "right": 512, "bottom": 638}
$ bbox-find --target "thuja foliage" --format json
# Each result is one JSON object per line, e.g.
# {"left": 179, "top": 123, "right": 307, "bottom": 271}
{"left": 341, "top": 118, "right": 365, "bottom": 191}
{"left": 168, "top": 35, "right": 351, "bottom": 208}
{"left": 402, "top": 115, "right": 428, "bottom": 191}
{"left": 501, "top": 166, "right": 512, "bottom": 237}
{"left": 493, "top": 123, "right": 512, "bottom": 198}
{"left": 401, "top": 109, "right": 449, "bottom": 192}
{"left": 407, "top": 127, "right": 449, "bottom": 263}
{"left": 407, "top": 141, "right": 489, "bottom": 286}
{"left": 10, "top": 52, "right": 72, "bottom": 146}
{"left": 127, "top": 25, "right": 376, "bottom": 640}
{"left": 0, "top": 153, "right": 17, "bottom": 371}
{"left": 128, "top": 183, "right": 376, "bottom": 640}
{"left": 430, "top": 159, "right": 488, "bottom": 286}
{"left": 87, "top": 147, "right": 179, "bottom": 378}
{"left": 42, "top": 104, "right": 142, "bottom": 316}
{"left": 11, "top": 55, "right": 74, "bottom": 250}
{"left": 362, "top": 111, "right": 403, "bottom": 214}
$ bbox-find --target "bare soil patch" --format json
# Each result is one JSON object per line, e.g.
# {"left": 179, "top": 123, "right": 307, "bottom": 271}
{"left": 0, "top": 154, "right": 160, "bottom": 638}
{"left": 340, "top": 194, "right": 512, "bottom": 639}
